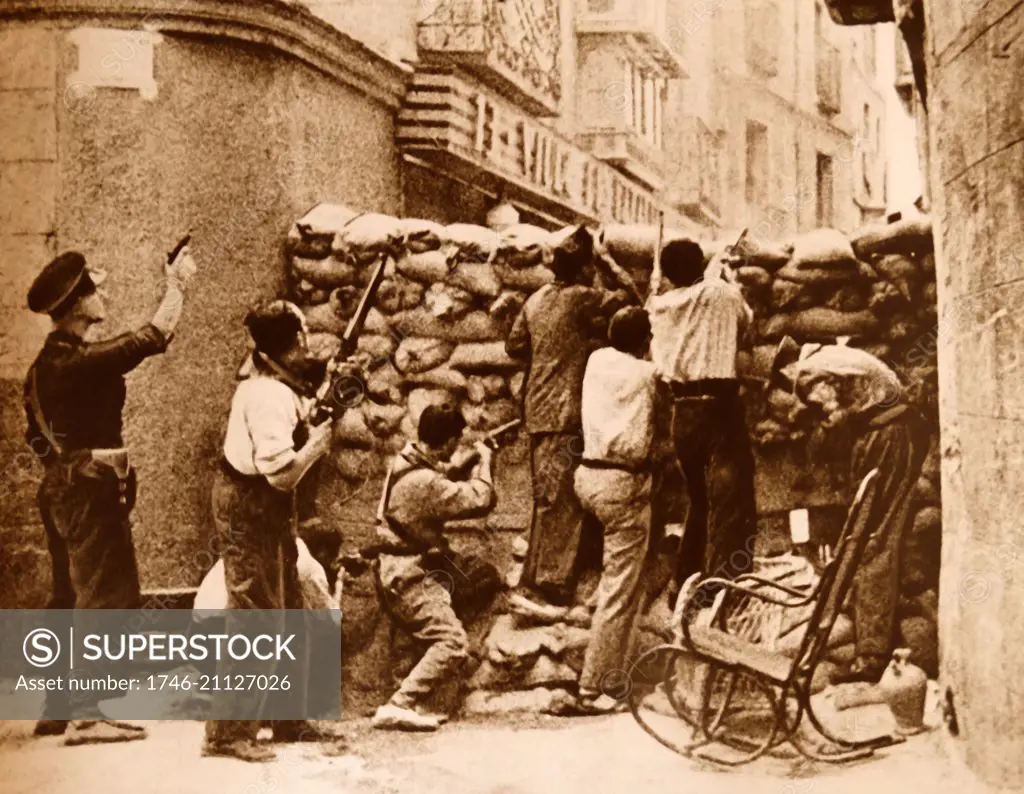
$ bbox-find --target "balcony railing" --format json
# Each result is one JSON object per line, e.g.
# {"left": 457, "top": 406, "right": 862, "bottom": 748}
{"left": 816, "top": 36, "right": 842, "bottom": 116}
{"left": 417, "top": 0, "right": 562, "bottom": 116}
{"left": 745, "top": 0, "right": 780, "bottom": 77}
{"left": 575, "top": 0, "right": 685, "bottom": 78}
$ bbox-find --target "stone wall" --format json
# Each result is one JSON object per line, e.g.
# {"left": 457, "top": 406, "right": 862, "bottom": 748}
{"left": 925, "top": 1, "right": 1024, "bottom": 787}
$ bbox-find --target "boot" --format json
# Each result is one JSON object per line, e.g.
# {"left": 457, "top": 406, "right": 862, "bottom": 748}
{"left": 63, "top": 720, "right": 147, "bottom": 746}
{"left": 371, "top": 703, "right": 440, "bottom": 732}
{"left": 33, "top": 720, "right": 69, "bottom": 737}
{"left": 201, "top": 739, "right": 276, "bottom": 763}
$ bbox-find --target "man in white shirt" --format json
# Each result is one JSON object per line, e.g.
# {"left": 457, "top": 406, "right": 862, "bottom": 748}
{"left": 568, "top": 307, "right": 660, "bottom": 714}
{"left": 205, "top": 301, "right": 336, "bottom": 763}
{"left": 645, "top": 239, "right": 758, "bottom": 605}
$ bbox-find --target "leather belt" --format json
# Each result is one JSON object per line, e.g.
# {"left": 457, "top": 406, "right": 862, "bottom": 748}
{"left": 664, "top": 378, "right": 740, "bottom": 400}
{"left": 580, "top": 458, "right": 649, "bottom": 475}
{"left": 219, "top": 456, "right": 262, "bottom": 482}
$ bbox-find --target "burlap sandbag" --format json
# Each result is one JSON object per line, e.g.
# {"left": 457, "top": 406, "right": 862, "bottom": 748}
{"left": 333, "top": 408, "right": 377, "bottom": 448}
{"left": 495, "top": 224, "right": 555, "bottom": 267}
{"left": 600, "top": 224, "right": 696, "bottom": 271}
{"left": 302, "top": 291, "right": 348, "bottom": 335}
{"left": 288, "top": 203, "right": 359, "bottom": 259}
{"left": 447, "top": 262, "right": 503, "bottom": 297}
{"left": 850, "top": 216, "right": 933, "bottom": 260}
{"left": 761, "top": 308, "right": 880, "bottom": 341}
{"left": 356, "top": 333, "right": 396, "bottom": 361}
{"left": 735, "top": 265, "right": 772, "bottom": 290}
{"left": 362, "top": 403, "right": 407, "bottom": 436}
{"left": 306, "top": 332, "right": 342, "bottom": 362}
{"left": 376, "top": 275, "right": 425, "bottom": 314}
{"left": 391, "top": 308, "right": 502, "bottom": 343}
{"left": 775, "top": 259, "right": 878, "bottom": 284}
{"left": 703, "top": 234, "right": 792, "bottom": 272}
{"left": 396, "top": 217, "right": 445, "bottom": 253}
{"left": 441, "top": 223, "right": 501, "bottom": 261}
{"left": 424, "top": 283, "right": 475, "bottom": 320}
{"left": 489, "top": 291, "right": 526, "bottom": 325}
{"left": 403, "top": 364, "right": 469, "bottom": 391}
{"left": 463, "top": 399, "right": 519, "bottom": 431}
{"left": 465, "top": 374, "right": 507, "bottom": 405}
{"left": 789, "top": 229, "right": 859, "bottom": 270}
{"left": 394, "top": 337, "right": 454, "bottom": 374}
{"left": 823, "top": 284, "right": 869, "bottom": 313}
{"left": 448, "top": 342, "right": 518, "bottom": 371}
{"left": 292, "top": 255, "right": 358, "bottom": 288}
{"left": 334, "top": 213, "right": 404, "bottom": 261}
{"left": 770, "top": 279, "right": 819, "bottom": 311}
{"left": 494, "top": 263, "right": 554, "bottom": 291}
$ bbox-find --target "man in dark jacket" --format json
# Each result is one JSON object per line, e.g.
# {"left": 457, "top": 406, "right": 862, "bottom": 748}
{"left": 505, "top": 228, "right": 636, "bottom": 615}
{"left": 25, "top": 247, "right": 194, "bottom": 742}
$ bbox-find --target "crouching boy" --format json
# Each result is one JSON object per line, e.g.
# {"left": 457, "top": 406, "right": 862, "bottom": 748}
{"left": 372, "top": 404, "right": 500, "bottom": 731}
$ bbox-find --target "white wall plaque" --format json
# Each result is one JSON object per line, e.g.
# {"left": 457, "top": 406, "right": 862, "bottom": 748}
{"left": 67, "top": 28, "right": 159, "bottom": 100}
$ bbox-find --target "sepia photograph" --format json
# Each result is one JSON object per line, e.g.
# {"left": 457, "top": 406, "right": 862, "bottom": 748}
{"left": 0, "top": 0, "right": 1016, "bottom": 792}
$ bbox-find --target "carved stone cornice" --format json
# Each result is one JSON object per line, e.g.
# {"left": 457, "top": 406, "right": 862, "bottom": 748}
{"left": 0, "top": 0, "right": 411, "bottom": 107}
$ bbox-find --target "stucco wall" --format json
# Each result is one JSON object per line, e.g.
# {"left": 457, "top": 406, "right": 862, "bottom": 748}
{"left": 0, "top": 18, "right": 403, "bottom": 607}
{"left": 926, "top": 0, "right": 1024, "bottom": 788}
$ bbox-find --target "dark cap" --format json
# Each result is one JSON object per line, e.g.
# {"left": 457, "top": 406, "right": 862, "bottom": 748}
{"left": 27, "top": 251, "right": 99, "bottom": 315}
{"left": 418, "top": 403, "right": 466, "bottom": 448}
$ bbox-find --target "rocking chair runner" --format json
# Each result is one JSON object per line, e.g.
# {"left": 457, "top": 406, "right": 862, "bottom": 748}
{"left": 629, "top": 468, "right": 901, "bottom": 765}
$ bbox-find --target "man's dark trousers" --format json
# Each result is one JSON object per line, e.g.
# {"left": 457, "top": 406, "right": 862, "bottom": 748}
{"left": 849, "top": 407, "right": 929, "bottom": 662}
{"left": 670, "top": 381, "right": 758, "bottom": 600}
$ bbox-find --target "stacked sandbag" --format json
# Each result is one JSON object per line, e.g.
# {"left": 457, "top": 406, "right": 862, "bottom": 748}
{"left": 285, "top": 206, "right": 568, "bottom": 480}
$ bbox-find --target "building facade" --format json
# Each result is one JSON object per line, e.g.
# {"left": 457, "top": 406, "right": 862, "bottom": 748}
{"left": 665, "top": 0, "right": 890, "bottom": 243}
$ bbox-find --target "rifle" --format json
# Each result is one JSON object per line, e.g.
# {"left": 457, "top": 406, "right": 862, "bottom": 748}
{"left": 446, "top": 418, "right": 522, "bottom": 480}
{"left": 307, "top": 253, "right": 389, "bottom": 425}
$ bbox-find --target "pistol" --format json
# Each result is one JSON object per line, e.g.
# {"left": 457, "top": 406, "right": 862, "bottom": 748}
{"left": 167, "top": 232, "right": 192, "bottom": 266}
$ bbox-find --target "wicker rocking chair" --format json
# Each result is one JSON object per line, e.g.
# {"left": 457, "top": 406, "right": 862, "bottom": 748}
{"left": 629, "top": 468, "right": 904, "bottom": 766}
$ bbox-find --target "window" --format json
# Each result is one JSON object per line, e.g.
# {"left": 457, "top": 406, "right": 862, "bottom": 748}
{"left": 624, "top": 61, "right": 662, "bottom": 148}
{"left": 746, "top": 121, "right": 769, "bottom": 208}
{"left": 816, "top": 152, "right": 835, "bottom": 227}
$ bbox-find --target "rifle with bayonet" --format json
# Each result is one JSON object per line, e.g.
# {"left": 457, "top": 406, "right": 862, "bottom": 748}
{"left": 308, "top": 252, "right": 389, "bottom": 425}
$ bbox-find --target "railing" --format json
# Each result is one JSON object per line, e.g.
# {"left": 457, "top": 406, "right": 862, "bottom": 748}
{"left": 745, "top": 0, "right": 780, "bottom": 77}
{"left": 816, "top": 36, "right": 842, "bottom": 115}
{"left": 575, "top": 0, "right": 683, "bottom": 77}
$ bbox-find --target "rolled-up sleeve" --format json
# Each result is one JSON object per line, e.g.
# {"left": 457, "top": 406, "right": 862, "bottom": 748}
{"left": 428, "top": 475, "right": 497, "bottom": 522}
{"left": 245, "top": 390, "right": 299, "bottom": 477}
{"left": 71, "top": 324, "right": 169, "bottom": 375}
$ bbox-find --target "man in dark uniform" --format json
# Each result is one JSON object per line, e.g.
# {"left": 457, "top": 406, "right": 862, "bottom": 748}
{"left": 25, "top": 247, "right": 195, "bottom": 743}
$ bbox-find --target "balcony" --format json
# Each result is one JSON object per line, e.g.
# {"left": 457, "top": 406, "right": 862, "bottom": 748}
{"left": 816, "top": 36, "right": 842, "bottom": 116}
{"left": 745, "top": 0, "right": 780, "bottom": 77}
{"left": 417, "top": 0, "right": 561, "bottom": 117}
{"left": 575, "top": 127, "right": 664, "bottom": 192}
{"left": 575, "top": 0, "right": 686, "bottom": 78}
{"left": 663, "top": 116, "right": 721, "bottom": 224}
